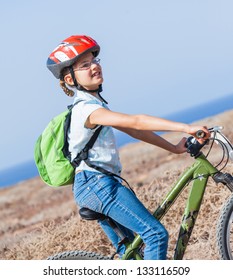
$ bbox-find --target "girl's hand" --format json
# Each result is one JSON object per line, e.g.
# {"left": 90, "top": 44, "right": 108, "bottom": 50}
{"left": 186, "top": 125, "right": 210, "bottom": 143}
{"left": 173, "top": 137, "right": 188, "bottom": 154}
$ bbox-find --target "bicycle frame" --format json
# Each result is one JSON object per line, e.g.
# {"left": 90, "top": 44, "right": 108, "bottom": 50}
{"left": 122, "top": 152, "right": 218, "bottom": 260}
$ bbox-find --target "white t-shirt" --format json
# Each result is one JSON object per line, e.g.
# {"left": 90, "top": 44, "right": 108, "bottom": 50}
{"left": 68, "top": 90, "right": 122, "bottom": 175}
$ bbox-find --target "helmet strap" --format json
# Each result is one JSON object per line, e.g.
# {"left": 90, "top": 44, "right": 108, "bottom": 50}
{"left": 97, "top": 90, "right": 108, "bottom": 104}
{"left": 69, "top": 67, "right": 108, "bottom": 104}
{"left": 69, "top": 67, "right": 79, "bottom": 88}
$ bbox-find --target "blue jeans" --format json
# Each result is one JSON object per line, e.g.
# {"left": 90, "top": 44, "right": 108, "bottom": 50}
{"left": 73, "top": 170, "right": 168, "bottom": 260}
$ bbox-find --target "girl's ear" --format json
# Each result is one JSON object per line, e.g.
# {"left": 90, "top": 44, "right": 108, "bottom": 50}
{"left": 64, "top": 73, "right": 74, "bottom": 86}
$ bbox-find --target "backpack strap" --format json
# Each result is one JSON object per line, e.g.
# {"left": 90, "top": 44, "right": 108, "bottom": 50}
{"left": 71, "top": 126, "right": 103, "bottom": 168}
{"left": 63, "top": 100, "right": 83, "bottom": 162}
{"left": 67, "top": 100, "right": 81, "bottom": 111}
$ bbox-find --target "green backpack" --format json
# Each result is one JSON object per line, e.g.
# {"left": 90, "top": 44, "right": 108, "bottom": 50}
{"left": 34, "top": 102, "right": 102, "bottom": 187}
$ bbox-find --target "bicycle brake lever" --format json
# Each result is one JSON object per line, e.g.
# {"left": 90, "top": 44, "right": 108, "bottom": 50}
{"left": 208, "top": 126, "right": 224, "bottom": 133}
{"left": 215, "top": 131, "right": 233, "bottom": 161}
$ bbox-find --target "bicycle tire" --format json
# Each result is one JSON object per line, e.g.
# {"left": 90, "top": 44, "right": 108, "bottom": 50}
{"left": 47, "top": 250, "right": 112, "bottom": 260}
{"left": 216, "top": 193, "right": 233, "bottom": 259}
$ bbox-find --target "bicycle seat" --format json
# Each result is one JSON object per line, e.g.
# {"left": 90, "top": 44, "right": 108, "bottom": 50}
{"left": 79, "top": 207, "right": 106, "bottom": 221}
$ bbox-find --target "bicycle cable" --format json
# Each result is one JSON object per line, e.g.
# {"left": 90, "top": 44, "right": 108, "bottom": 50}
{"left": 201, "top": 130, "right": 230, "bottom": 171}
{"left": 205, "top": 132, "right": 216, "bottom": 158}
{"left": 213, "top": 138, "right": 228, "bottom": 170}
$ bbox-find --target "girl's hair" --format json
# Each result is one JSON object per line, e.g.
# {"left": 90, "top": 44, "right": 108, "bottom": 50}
{"left": 59, "top": 79, "right": 75, "bottom": 97}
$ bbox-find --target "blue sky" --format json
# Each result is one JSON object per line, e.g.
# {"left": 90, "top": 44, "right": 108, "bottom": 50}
{"left": 1, "top": 0, "right": 233, "bottom": 171}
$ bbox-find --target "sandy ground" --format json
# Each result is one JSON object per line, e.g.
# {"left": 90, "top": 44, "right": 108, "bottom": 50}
{"left": 0, "top": 110, "right": 233, "bottom": 260}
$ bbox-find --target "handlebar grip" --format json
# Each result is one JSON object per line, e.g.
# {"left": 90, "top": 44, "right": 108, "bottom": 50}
{"left": 196, "top": 130, "right": 206, "bottom": 138}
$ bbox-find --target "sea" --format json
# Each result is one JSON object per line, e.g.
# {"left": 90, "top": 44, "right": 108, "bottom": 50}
{"left": 1, "top": 94, "right": 233, "bottom": 188}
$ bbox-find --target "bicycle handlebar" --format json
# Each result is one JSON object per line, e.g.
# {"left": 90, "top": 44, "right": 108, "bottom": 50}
{"left": 195, "top": 126, "right": 225, "bottom": 139}
{"left": 186, "top": 126, "right": 233, "bottom": 161}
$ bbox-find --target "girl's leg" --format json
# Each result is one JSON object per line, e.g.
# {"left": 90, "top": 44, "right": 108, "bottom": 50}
{"left": 73, "top": 171, "right": 168, "bottom": 260}
{"left": 96, "top": 177, "right": 168, "bottom": 260}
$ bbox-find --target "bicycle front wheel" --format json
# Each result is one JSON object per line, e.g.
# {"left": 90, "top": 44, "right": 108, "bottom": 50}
{"left": 47, "top": 250, "right": 112, "bottom": 260}
{"left": 216, "top": 193, "right": 233, "bottom": 259}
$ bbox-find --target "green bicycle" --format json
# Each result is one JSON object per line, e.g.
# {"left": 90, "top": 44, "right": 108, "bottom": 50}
{"left": 47, "top": 126, "right": 233, "bottom": 260}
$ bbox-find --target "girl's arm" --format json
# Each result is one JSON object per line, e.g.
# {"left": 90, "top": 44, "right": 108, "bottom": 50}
{"left": 87, "top": 108, "right": 210, "bottom": 140}
{"left": 114, "top": 127, "right": 187, "bottom": 154}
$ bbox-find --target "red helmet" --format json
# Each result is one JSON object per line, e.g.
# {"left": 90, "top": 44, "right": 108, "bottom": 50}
{"left": 47, "top": 35, "right": 100, "bottom": 79}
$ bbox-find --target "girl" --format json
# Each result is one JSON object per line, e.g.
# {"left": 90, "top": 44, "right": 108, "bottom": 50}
{"left": 47, "top": 35, "right": 210, "bottom": 259}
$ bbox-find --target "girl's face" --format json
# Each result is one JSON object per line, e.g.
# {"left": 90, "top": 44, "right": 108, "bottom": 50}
{"left": 71, "top": 52, "right": 103, "bottom": 91}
